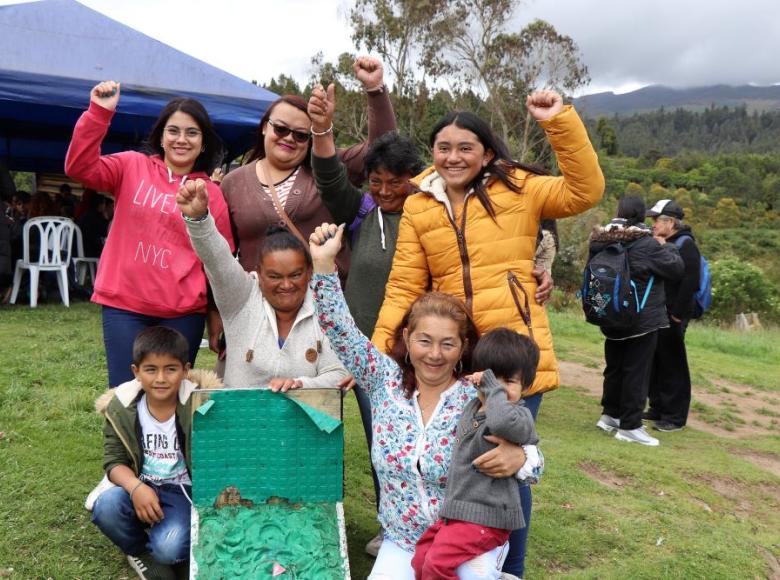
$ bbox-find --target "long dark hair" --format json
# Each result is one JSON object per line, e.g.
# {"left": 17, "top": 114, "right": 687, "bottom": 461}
{"left": 146, "top": 97, "right": 224, "bottom": 174}
{"left": 429, "top": 112, "right": 547, "bottom": 219}
{"left": 246, "top": 95, "right": 312, "bottom": 168}
{"left": 388, "top": 292, "right": 480, "bottom": 399}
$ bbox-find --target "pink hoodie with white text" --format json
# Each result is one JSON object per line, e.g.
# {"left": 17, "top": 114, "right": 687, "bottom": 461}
{"left": 66, "top": 101, "right": 235, "bottom": 317}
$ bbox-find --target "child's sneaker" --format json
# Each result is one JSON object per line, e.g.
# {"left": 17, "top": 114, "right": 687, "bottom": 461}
{"left": 84, "top": 474, "right": 116, "bottom": 511}
{"left": 126, "top": 553, "right": 176, "bottom": 580}
{"left": 615, "top": 426, "right": 660, "bottom": 446}
{"left": 596, "top": 414, "right": 620, "bottom": 433}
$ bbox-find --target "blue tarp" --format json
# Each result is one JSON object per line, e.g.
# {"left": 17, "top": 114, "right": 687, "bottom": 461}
{"left": 0, "top": 0, "right": 278, "bottom": 173}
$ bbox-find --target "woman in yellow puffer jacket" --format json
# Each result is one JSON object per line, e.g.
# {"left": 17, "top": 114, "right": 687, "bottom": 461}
{"left": 371, "top": 90, "right": 604, "bottom": 577}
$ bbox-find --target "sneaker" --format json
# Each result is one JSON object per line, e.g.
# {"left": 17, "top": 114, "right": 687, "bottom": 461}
{"left": 596, "top": 414, "right": 620, "bottom": 433}
{"left": 84, "top": 474, "right": 117, "bottom": 511}
{"left": 126, "top": 553, "right": 176, "bottom": 580}
{"left": 642, "top": 410, "right": 660, "bottom": 421}
{"left": 365, "top": 529, "right": 384, "bottom": 558}
{"left": 653, "top": 420, "right": 684, "bottom": 432}
{"left": 615, "top": 426, "right": 660, "bottom": 446}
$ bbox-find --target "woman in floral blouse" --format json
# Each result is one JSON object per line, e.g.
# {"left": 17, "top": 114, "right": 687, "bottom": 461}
{"left": 309, "top": 223, "right": 527, "bottom": 579}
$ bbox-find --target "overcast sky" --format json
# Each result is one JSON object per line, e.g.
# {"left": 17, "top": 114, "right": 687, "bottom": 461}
{"left": 5, "top": 0, "right": 780, "bottom": 95}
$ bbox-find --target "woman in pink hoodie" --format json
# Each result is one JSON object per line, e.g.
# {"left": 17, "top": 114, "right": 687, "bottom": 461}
{"left": 66, "top": 81, "right": 234, "bottom": 387}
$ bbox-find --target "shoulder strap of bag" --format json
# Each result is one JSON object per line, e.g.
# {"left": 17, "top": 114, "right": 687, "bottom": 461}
{"left": 258, "top": 161, "right": 307, "bottom": 244}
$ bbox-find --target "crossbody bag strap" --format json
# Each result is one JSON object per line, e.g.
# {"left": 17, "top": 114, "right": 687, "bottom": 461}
{"left": 258, "top": 161, "right": 307, "bottom": 244}
{"left": 507, "top": 271, "right": 535, "bottom": 342}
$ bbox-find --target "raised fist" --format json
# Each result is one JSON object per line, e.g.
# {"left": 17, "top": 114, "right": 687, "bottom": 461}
{"left": 353, "top": 56, "right": 384, "bottom": 91}
{"left": 526, "top": 90, "right": 564, "bottom": 122}
{"left": 90, "top": 80, "right": 121, "bottom": 111}
{"left": 176, "top": 178, "right": 209, "bottom": 220}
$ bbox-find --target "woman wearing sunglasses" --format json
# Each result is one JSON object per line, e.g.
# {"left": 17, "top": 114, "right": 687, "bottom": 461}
{"left": 219, "top": 56, "right": 395, "bottom": 277}
{"left": 65, "top": 81, "right": 234, "bottom": 388}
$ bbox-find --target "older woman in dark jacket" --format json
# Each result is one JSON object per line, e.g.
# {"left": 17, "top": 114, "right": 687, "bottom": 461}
{"left": 589, "top": 196, "right": 683, "bottom": 447}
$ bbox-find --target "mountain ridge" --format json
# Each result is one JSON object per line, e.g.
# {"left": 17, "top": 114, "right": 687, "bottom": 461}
{"left": 573, "top": 84, "right": 780, "bottom": 117}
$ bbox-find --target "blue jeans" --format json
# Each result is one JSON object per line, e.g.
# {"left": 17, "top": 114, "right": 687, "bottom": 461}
{"left": 502, "top": 392, "right": 543, "bottom": 577}
{"left": 102, "top": 306, "right": 205, "bottom": 387}
{"left": 91, "top": 483, "right": 191, "bottom": 564}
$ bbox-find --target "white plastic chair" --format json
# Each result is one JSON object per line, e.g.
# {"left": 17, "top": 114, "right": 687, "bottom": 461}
{"left": 72, "top": 224, "right": 100, "bottom": 288}
{"left": 10, "top": 216, "right": 76, "bottom": 307}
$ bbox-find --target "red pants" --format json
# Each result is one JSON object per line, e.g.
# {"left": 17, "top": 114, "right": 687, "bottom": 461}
{"left": 411, "top": 518, "right": 510, "bottom": 580}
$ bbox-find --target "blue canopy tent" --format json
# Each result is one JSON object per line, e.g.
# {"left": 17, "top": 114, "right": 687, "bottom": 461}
{"left": 0, "top": 0, "right": 277, "bottom": 174}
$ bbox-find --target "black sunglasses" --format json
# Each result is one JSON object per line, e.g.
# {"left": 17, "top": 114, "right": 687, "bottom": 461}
{"left": 267, "top": 119, "right": 310, "bottom": 144}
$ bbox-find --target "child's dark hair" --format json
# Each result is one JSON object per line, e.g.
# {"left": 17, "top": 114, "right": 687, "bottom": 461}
{"left": 258, "top": 225, "right": 312, "bottom": 270}
{"left": 471, "top": 328, "right": 539, "bottom": 389}
{"left": 132, "top": 326, "right": 189, "bottom": 367}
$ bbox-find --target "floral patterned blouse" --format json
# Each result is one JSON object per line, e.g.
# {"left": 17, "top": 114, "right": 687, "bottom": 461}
{"left": 312, "top": 273, "right": 477, "bottom": 550}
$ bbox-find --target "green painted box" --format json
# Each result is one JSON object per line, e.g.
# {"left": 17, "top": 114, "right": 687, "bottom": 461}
{"left": 189, "top": 388, "right": 350, "bottom": 579}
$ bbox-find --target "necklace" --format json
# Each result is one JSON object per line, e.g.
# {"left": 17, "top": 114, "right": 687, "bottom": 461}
{"left": 257, "top": 160, "right": 297, "bottom": 187}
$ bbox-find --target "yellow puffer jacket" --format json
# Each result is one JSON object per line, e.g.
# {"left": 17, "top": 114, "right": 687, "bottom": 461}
{"left": 371, "top": 105, "right": 605, "bottom": 396}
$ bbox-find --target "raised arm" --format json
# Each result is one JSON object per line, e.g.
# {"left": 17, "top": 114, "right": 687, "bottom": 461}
{"left": 65, "top": 80, "right": 126, "bottom": 193}
{"left": 521, "top": 91, "right": 605, "bottom": 219}
{"left": 370, "top": 209, "right": 429, "bottom": 352}
{"left": 309, "top": 84, "right": 364, "bottom": 225}
{"left": 339, "top": 57, "right": 397, "bottom": 183}
{"left": 309, "top": 222, "right": 399, "bottom": 394}
{"left": 177, "top": 179, "right": 255, "bottom": 321}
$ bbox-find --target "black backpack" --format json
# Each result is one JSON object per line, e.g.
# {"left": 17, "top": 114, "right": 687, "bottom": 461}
{"left": 581, "top": 241, "right": 654, "bottom": 330}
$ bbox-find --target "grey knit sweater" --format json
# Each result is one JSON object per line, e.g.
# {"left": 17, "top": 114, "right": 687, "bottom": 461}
{"left": 184, "top": 214, "right": 348, "bottom": 389}
{"left": 438, "top": 370, "right": 539, "bottom": 530}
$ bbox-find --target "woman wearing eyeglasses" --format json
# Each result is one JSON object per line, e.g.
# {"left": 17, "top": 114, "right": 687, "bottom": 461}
{"left": 65, "top": 81, "right": 234, "bottom": 388}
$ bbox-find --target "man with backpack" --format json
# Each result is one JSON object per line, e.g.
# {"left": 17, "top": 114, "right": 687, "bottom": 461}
{"left": 584, "top": 197, "right": 684, "bottom": 446}
{"left": 645, "top": 199, "right": 702, "bottom": 433}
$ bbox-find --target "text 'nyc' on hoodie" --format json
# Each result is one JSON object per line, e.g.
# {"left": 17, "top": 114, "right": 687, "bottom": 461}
{"left": 66, "top": 101, "right": 234, "bottom": 317}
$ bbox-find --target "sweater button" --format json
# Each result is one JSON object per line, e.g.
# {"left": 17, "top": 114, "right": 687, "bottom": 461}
{"left": 292, "top": 188, "right": 301, "bottom": 195}
{"left": 473, "top": 420, "right": 479, "bottom": 428}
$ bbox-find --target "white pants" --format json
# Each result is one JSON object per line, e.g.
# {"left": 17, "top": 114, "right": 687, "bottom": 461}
{"left": 368, "top": 538, "right": 508, "bottom": 580}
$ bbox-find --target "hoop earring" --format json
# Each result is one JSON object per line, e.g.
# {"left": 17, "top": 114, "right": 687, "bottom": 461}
{"left": 405, "top": 352, "right": 410, "bottom": 365}
{"left": 456, "top": 359, "right": 463, "bottom": 375}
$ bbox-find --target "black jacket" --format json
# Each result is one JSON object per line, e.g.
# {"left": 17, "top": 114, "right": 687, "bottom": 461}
{"left": 589, "top": 220, "right": 684, "bottom": 339}
{"left": 664, "top": 227, "right": 701, "bottom": 320}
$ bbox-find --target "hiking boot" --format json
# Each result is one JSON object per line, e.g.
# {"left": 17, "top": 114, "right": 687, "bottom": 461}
{"left": 365, "top": 529, "right": 384, "bottom": 558}
{"left": 615, "top": 426, "right": 660, "bottom": 447}
{"left": 596, "top": 414, "right": 620, "bottom": 433}
{"left": 642, "top": 410, "right": 660, "bottom": 421}
{"left": 653, "top": 420, "right": 684, "bottom": 432}
{"left": 126, "top": 553, "right": 176, "bottom": 580}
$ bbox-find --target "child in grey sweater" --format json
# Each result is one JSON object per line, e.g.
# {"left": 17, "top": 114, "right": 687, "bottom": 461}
{"left": 411, "top": 328, "right": 543, "bottom": 580}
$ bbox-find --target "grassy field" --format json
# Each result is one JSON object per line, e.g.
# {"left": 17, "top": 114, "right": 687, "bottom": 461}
{"left": 1, "top": 302, "right": 778, "bottom": 579}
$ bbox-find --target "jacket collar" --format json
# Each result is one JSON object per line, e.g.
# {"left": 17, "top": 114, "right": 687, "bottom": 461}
{"left": 260, "top": 288, "right": 318, "bottom": 341}
{"left": 113, "top": 378, "right": 198, "bottom": 408}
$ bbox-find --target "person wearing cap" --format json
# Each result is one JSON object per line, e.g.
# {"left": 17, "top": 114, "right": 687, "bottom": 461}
{"left": 644, "top": 199, "right": 701, "bottom": 432}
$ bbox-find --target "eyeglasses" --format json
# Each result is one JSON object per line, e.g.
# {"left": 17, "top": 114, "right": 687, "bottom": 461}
{"left": 267, "top": 119, "right": 311, "bottom": 144}
{"left": 164, "top": 126, "right": 202, "bottom": 139}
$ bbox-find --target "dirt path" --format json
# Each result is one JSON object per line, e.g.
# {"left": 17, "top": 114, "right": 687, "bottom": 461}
{"left": 558, "top": 358, "right": 780, "bottom": 479}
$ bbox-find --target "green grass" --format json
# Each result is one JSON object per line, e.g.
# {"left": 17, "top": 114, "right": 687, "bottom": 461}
{"left": 1, "top": 302, "right": 779, "bottom": 578}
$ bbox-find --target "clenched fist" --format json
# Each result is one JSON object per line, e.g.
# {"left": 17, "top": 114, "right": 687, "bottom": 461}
{"left": 176, "top": 178, "right": 209, "bottom": 219}
{"left": 526, "top": 90, "right": 564, "bottom": 122}
{"left": 91, "top": 80, "right": 120, "bottom": 111}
